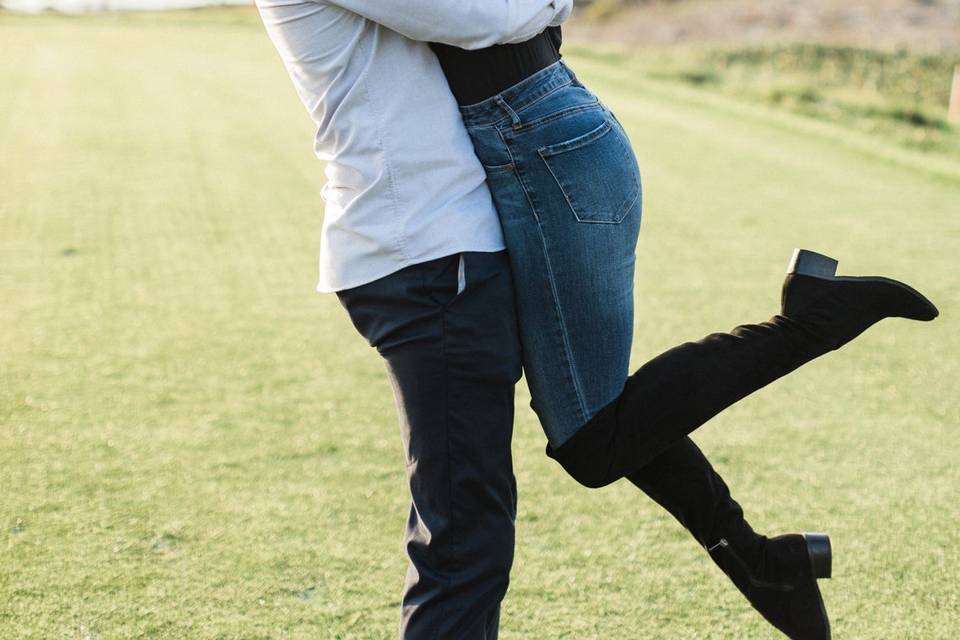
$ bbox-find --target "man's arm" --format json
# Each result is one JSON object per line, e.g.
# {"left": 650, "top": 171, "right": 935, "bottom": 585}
{"left": 323, "top": 0, "right": 572, "bottom": 49}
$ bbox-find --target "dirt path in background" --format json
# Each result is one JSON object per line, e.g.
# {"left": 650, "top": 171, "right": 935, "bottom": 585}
{"left": 568, "top": 0, "right": 960, "bottom": 52}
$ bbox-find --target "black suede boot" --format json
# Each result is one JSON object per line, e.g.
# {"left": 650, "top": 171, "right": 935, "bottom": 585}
{"left": 628, "top": 439, "right": 831, "bottom": 639}
{"left": 707, "top": 533, "right": 832, "bottom": 640}
{"left": 627, "top": 438, "right": 760, "bottom": 554}
{"left": 547, "top": 249, "right": 938, "bottom": 488}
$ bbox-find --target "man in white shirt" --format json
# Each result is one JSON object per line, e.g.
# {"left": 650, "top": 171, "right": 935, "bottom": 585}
{"left": 254, "top": 1, "right": 572, "bottom": 637}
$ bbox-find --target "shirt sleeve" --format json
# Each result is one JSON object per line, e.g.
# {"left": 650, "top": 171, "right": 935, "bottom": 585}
{"left": 322, "top": 0, "right": 573, "bottom": 49}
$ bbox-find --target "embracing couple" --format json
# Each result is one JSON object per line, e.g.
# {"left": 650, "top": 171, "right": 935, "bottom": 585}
{"left": 254, "top": 1, "right": 938, "bottom": 638}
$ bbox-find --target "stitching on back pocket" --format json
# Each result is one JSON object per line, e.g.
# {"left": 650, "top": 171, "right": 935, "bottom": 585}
{"left": 537, "top": 119, "right": 640, "bottom": 224}
{"left": 539, "top": 119, "right": 611, "bottom": 157}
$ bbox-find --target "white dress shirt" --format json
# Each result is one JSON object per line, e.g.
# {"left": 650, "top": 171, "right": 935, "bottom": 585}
{"left": 255, "top": 0, "right": 573, "bottom": 292}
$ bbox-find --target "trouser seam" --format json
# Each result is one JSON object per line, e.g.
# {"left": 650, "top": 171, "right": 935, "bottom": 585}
{"left": 435, "top": 286, "right": 457, "bottom": 640}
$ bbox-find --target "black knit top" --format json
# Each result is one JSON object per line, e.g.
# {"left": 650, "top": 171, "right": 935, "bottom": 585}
{"left": 430, "top": 27, "right": 563, "bottom": 106}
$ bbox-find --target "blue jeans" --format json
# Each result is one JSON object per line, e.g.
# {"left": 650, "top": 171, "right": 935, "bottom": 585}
{"left": 337, "top": 251, "right": 521, "bottom": 639}
{"left": 459, "top": 61, "right": 643, "bottom": 447}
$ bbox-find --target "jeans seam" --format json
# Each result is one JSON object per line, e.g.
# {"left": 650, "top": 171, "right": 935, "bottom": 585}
{"left": 513, "top": 100, "right": 602, "bottom": 133}
{"left": 510, "top": 77, "right": 574, "bottom": 121}
{"left": 536, "top": 233, "right": 590, "bottom": 427}
{"left": 501, "top": 132, "right": 590, "bottom": 427}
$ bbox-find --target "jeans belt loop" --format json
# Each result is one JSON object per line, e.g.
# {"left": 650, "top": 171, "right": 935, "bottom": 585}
{"left": 494, "top": 96, "right": 522, "bottom": 130}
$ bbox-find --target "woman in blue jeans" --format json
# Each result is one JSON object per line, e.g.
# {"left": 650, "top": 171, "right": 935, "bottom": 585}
{"left": 431, "top": 28, "right": 938, "bottom": 640}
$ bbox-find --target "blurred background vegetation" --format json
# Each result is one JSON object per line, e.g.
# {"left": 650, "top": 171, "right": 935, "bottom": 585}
{"left": 565, "top": 0, "right": 960, "bottom": 154}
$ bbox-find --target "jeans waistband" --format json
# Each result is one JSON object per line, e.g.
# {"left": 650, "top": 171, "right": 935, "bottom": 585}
{"left": 458, "top": 60, "right": 578, "bottom": 128}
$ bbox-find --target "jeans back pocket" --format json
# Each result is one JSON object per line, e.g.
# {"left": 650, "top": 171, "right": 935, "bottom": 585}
{"left": 538, "top": 117, "right": 641, "bottom": 224}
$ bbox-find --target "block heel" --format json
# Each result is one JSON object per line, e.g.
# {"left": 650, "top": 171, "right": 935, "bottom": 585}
{"left": 787, "top": 249, "right": 839, "bottom": 278}
{"left": 781, "top": 247, "right": 938, "bottom": 321}
{"left": 803, "top": 532, "right": 832, "bottom": 579}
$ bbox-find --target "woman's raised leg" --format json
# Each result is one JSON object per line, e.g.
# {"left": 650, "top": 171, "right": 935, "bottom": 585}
{"left": 547, "top": 248, "right": 938, "bottom": 488}
{"left": 629, "top": 437, "right": 832, "bottom": 639}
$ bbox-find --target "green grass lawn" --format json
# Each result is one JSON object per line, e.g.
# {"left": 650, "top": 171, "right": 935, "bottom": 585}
{"left": 1, "top": 9, "right": 958, "bottom": 639}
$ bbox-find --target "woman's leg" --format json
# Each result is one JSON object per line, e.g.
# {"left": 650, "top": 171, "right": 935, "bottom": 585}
{"left": 547, "top": 255, "right": 937, "bottom": 488}
{"left": 461, "top": 62, "right": 936, "bottom": 490}
{"left": 460, "top": 62, "right": 935, "bottom": 639}
{"left": 629, "top": 438, "right": 833, "bottom": 638}
{"left": 628, "top": 437, "right": 758, "bottom": 554}
{"left": 462, "top": 77, "right": 642, "bottom": 449}
{"left": 461, "top": 65, "right": 835, "bottom": 638}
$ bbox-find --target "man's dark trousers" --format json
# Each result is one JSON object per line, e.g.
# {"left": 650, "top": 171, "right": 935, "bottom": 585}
{"left": 337, "top": 250, "right": 522, "bottom": 639}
